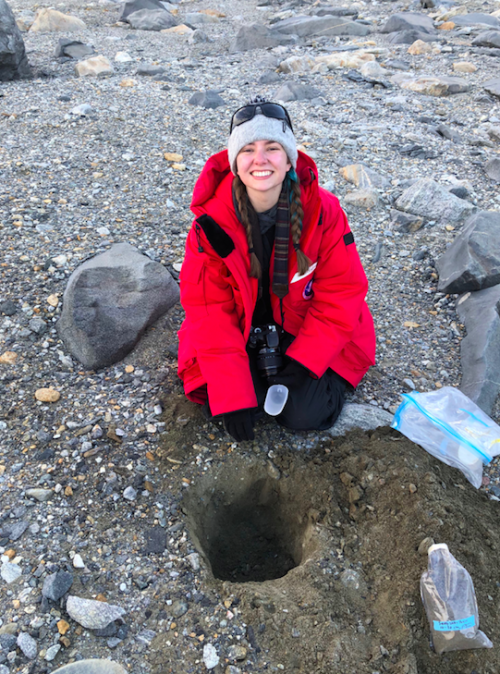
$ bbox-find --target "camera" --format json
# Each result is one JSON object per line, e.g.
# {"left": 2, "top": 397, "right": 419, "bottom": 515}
{"left": 248, "top": 324, "right": 283, "bottom": 378}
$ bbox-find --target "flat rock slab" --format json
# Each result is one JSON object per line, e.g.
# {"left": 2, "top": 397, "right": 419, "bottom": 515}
{"left": 393, "top": 74, "right": 470, "bottom": 96}
{"left": 75, "top": 55, "right": 113, "bottom": 77}
{"left": 0, "top": 0, "right": 31, "bottom": 80}
{"left": 51, "top": 660, "right": 127, "bottom": 674}
{"left": 127, "top": 8, "right": 176, "bottom": 30}
{"left": 274, "top": 81, "right": 323, "bottom": 101}
{"left": 485, "top": 157, "right": 500, "bottom": 181}
{"left": 436, "top": 211, "right": 500, "bottom": 293}
{"left": 29, "top": 8, "right": 86, "bottom": 32}
{"left": 452, "top": 13, "right": 499, "bottom": 28}
{"left": 271, "top": 15, "right": 370, "bottom": 37}
{"left": 484, "top": 78, "right": 500, "bottom": 99}
{"left": 57, "top": 243, "right": 179, "bottom": 371}
{"left": 230, "top": 23, "right": 296, "bottom": 51}
{"left": 380, "top": 12, "right": 435, "bottom": 34}
{"left": 329, "top": 403, "right": 393, "bottom": 437}
{"left": 66, "top": 596, "right": 126, "bottom": 629}
{"left": 473, "top": 31, "right": 500, "bottom": 49}
{"left": 387, "top": 29, "right": 438, "bottom": 44}
{"left": 395, "top": 178, "right": 476, "bottom": 222}
{"left": 55, "top": 39, "right": 95, "bottom": 59}
{"left": 456, "top": 285, "right": 500, "bottom": 414}
{"left": 118, "top": 0, "right": 165, "bottom": 21}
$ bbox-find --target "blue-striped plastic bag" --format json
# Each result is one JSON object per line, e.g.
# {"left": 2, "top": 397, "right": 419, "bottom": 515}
{"left": 391, "top": 387, "right": 500, "bottom": 488}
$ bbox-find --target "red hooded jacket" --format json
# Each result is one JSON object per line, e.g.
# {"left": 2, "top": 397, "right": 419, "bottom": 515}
{"left": 178, "top": 150, "right": 376, "bottom": 416}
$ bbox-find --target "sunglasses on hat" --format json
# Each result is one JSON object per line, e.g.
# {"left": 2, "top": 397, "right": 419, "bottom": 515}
{"left": 229, "top": 102, "right": 294, "bottom": 134}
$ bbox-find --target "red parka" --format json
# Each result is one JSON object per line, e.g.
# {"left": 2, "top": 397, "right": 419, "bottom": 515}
{"left": 178, "top": 150, "right": 376, "bottom": 416}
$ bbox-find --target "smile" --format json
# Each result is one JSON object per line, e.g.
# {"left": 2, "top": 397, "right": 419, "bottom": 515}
{"left": 251, "top": 170, "right": 273, "bottom": 177}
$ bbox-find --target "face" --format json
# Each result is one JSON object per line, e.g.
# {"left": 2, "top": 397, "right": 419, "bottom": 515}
{"left": 236, "top": 139, "right": 291, "bottom": 208}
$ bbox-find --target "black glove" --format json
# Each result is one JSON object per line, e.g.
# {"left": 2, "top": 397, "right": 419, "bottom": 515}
{"left": 223, "top": 409, "right": 255, "bottom": 442}
{"left": 268, "top": 358, "right": 310, "bottom": 389}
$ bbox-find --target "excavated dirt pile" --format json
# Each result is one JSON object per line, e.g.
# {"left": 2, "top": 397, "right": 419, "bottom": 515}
{"left": 154, "top": 426, "right": 500, "bottom": 674}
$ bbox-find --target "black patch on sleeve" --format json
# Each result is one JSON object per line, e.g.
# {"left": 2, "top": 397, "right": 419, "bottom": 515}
{"left": 343, "top": 231, "right": 355, "bottom": 246}
{"left": 195, "top": 215, "right": 235, "bottom": 259}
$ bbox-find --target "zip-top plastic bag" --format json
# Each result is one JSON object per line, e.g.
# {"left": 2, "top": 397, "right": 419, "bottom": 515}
{"left": 421, "top": 543, "right": 492, "bottom": 654}
{"left": 391, "top": 387, "right": 500, "bottom": 488}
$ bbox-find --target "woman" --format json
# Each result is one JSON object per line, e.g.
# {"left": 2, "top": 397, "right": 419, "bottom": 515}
{"left": 178, "top": 97, "right": 376, "bottom": 442}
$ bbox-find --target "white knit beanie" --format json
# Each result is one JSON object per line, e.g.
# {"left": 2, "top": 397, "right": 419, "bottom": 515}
{"left": 227, "top": 106, "right": 297, "bottom": 175}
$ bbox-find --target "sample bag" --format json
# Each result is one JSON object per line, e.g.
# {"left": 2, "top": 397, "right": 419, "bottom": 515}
{"left": 391, "top": 387, "right": 500, "bottom": 488}
{"left": 421, "top": 543, "right": 492, "bottom": 654}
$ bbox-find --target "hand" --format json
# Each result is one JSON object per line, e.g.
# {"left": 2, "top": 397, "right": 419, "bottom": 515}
{"left": 268, "top": 359, "right": 310, "bottom": 389}
{"left": 223, "top": 409, "right": 255, "bottom": 442}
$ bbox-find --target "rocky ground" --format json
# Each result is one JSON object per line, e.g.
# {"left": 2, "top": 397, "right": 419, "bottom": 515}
{"left": 1, "top": 0, "right": 500, "bottom": 671}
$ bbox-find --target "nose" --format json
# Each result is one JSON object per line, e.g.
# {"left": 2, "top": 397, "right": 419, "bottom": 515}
{"left": 253, "top": 147, "right": 267, "bottom": 164}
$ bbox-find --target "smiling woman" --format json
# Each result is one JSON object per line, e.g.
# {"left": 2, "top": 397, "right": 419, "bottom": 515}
{"left": 177, "top": 96, "right": 376, "bottom": 442}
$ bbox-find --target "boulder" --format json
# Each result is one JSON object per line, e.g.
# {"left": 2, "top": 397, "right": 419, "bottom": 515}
{"left": 484, "top": 78, "right": 500, "bottom": 99}
{"left": 271, "top": 14, "right": 370, "bottom": 37}
{"left": 29, "top": 8, "right": 86, "bottom": 32}
{"left": 55, "top": 39, "right": 95, "bottom": 59}
{"left": 188, "top": 90, "right": 225, "bottom": 108}
{"left": 387, "top": 29, "right": 438, "bottom": 44}
{"left": 339, "top": 164, "right": 390, "bottom": 189}
{"left": 126, "top": 8, "right": 176, "bottom": 30}
{"left": 485, "top": 158, "right": 500, "bottom": 182}
{"left": 118, "top": 0, "right": 164, "bottom": 21}
{"left": 329, "top": 403, "right": 393, "bottom": 437}
{"left": 278, "top": 55, "right": 314, "bottom": 74}
{"left": 395, "top": 178, "right": 476, "bottom": 222}
{"left": 452, "top": 13, "right": 499, "bottom": 28}
{"left": 456, "top": 285, "right": 500, "bottom": 414}
{"left": 274, "top": 81, "right": 323, "bottom": 101}
{"left": 57, "top": 243, "right": 179, "bottom": 370}
{"left": 380, "top": 12, "right": 435, "bottom": 34}
{"left": 312, "top": 6, "right": 359, "bottom": 17}
{"left": 75, "top": 55, "right": 113, "bottom": 77}
{"left": 51, "top": 662, "right": 126, "bottom": 674}
{"left": 315, "top": 50, "right": 375, "bottom": 70}
{"left": 472, "top": 31, "right": 500, "bottom": 49}
{"left": 394, "top": 74, "right": 470, "bottom": 96}
{"left": 344, "top": 189, "right": 379, "bottom": 209}
{"left": 230, "top": 23, "right": 296, "bottom": 51}
{"left": 390, "top": 209, "right": 424, "bottom": 233}
{"left": 0, "top": 0, "right": 31, "bottom": 80}
{"left": 436, "top": 211, "right": 500, "bottom": 293}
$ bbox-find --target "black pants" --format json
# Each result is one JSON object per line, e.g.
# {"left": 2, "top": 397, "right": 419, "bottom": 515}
{"left": 248, "top": 332, "right": 347, "bottom": 432}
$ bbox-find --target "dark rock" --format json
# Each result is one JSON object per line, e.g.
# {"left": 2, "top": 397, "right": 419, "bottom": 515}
{"left": 435, "top": 124, "right": 462, "bottom": 143}
{"left": 7, "top": 520, "right": 29, "bottom": 541}
{"left": 0, "top": 299, "right": 17, "bottom": 315}
{"left": 380, "top": 12, "right": 435, "bottom": 34}
{"left": 390, "top": 209, "right": 425, "bottom": 233}
{"left": 230, "top": 23, "right": 296, "bottom": 52}
{"left": 118, "top": 0, "right": 165, "bottom": 21}
{"left": 399, "top": 144, "right": 438, "bottom": 159}
{"left": 271, "top": 14, "right": 370, "bottom": 37}
{"left": 383, "top": 58, "right": 411, "bottom": 70}
{"left": 485, "top": 157, "right": 500, "bottom": 182}
{"left": 387, "top": 29, "right": 438, "bottom": 44}
{"left": 188, "top": 90, "right": 225, "bottom": 109}
{"left": 55, "top": 39, "right": 95, "bottom": 59}
{"left": 0, "top": 0, "right": 31, "bottom": 81}
{"left": 0, "top": 634, "right": 17, "bottom": 651}
{"left": 126, "top": 8, "right": 176, "bottom": 31}
{"left": 274, "top": 81, "right": 323, "bottom": 101}
{"left": 144, "top": 527, "right": 167, "bottom": 554}
{"left": 472, "top": 30, "right": 500, "bottom": 49}
{"left": 456, "top": 285, "right": 500, "bottom": 414}
{"left": 484, "top": 78, "right": 500, "bottom": 99}
{"left": 436, "top": 211, "right": 500, "bottom": 293}
{"left": 448, "top": 185, "right": 470, "bottom": 200}
{"left": 57, "top": 243, "right": 179, "bottom": 371}
{"left": 136, "top": 65, "right": 166, "bottom": 76}
{"left": 42, "top": 571, "right": 74, "bottom": 602}
{"left": 420, "top": 0, "right": 435, "bottom": 7}
{"left": 93, "top": 622, "right": 119, "bottom": 638}
{"left": 452, "top": 13, "right": 499, "bottom": 28}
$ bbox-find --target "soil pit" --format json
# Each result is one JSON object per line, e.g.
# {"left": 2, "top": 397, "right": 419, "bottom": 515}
{"left": 151, "top": 427, "right": 500, "bottom": 674}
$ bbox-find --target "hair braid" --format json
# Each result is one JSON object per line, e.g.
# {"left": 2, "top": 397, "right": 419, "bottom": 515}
{"left": 233, "top": 175, "right": 261, "bottom": 279}
{"left": 290, "top": 179, "right": 310, "bottom": 276}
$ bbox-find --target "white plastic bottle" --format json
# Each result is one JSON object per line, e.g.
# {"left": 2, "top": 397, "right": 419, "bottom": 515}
{"left": 264, "top": 385, "right": 289, "bottom": 416}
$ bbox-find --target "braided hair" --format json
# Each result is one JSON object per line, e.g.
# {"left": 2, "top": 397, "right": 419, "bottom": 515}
{"left": 233, "top": 174, "right": 262, "bottom": 279}
{"left": 289, "top": 177, "right": 310, "bottom": 276}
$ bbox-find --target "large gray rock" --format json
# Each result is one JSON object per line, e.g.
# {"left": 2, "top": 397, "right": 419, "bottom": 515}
{"left": 485, "top": 158, "right": 500, "bottom": 182}
{"left": 387, "top": 29, "right": 438, "bottom": 44}
{"left": 380, "top": 12, "right": 435, "bottom": 34}
{"left": 0, "top": 0, "right": 31, "bottom": 80}
{"left": 274, "top": 81, "right": 323, "bottom": 102}
{"left": 436, "top": 211, "right": 500, "bottom": 293}
{"left": 57, "top": 243, "right": 179, "bottom": 371}
{"left": 55, "top": 38, "right": 95, "bottom": 59}
{"left": 51, "top": 662, "right": 127, "bottom": 674}
{"left": 473, "top": 31, "right": 500, "bottom": 49}
{"left": 312, "top": 6, "right": 359, "bottom": 17}
{"left": 395, "top": 178, "right": 476, "bottom": 222}
{"left": 126, "top": 8, "right": 176, "bottom": 30}
{"left": 271, "top": 14, "right": 370, "bottom": 37}
{"left": 484, "top": 78, "right": 500, "bottom": 99}
{"left": 118, "top": 0, "right": 164, "bottom": 21}
{"left": 230, "top": 23, "right": 296, "bottom": 52}
{"left": 456, "top": 285, "right": 500, "bottom": 414}
{"left": 452, "top": 13, "right": 499, "bottom": 28}
{"left": 330, "top": 403, "right": 393, "bottom": 437}
{"left": 66, "top": 596, "right": 126, "bottom": 629}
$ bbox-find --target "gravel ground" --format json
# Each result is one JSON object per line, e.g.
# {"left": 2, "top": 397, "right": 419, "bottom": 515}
{"left": 1, "top": 0, "right": 500, "bottom": 670}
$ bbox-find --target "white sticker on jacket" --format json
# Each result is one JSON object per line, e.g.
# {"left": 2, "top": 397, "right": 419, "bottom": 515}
{"left": 290, "top": 262, "right": 317, "bottom": 284}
